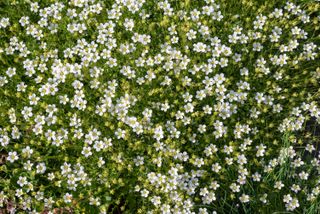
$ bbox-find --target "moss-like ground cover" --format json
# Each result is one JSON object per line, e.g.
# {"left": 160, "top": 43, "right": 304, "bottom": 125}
{"left": 0, "top": 0, "right": 320, "bottom": 213}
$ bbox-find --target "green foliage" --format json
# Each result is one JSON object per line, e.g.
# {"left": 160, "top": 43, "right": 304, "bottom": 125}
{"left": 0, "top": 0, "right": 319, "bottom": 213}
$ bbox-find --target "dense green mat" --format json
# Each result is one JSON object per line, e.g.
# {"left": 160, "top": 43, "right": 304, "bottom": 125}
{"left": 0, "top": 0, "right": 320, "bottom": 213}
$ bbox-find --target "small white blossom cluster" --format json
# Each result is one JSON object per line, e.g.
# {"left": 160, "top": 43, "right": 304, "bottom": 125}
{"left": 0, "top": 0, "right": 319, "bottom": 213}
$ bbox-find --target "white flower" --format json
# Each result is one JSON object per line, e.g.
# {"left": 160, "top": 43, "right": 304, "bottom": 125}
{"left": 274, "top": 181, "right": 284, "bottom": 190}
{"left": 193, "top": 42, "right": 207, "bottom": 53}
{"left": 63, "top": 193, "right": 73, "bottom": 203}
{"left": 81, "top": 146, "right": 92, "bottom": 157}
{"left": 141, "top": 189, "right": 149, "bottom": 197}
{"left": 124, "top": 18, "right": 134, "bottom": 31}
{"left": 0, "top": 18, "right": 10, "bottom": 28}
{"left": 153, "top": 126, "right": 164, "bottom": 141}
{"left": 184, "top": 102, "right": 194, "bottom": 113}
{"left": 211, "top": 163, "right": 221, "bottom": 173}
{"left": 6, "top": 67, "right": 16, "bottom": 77}
{"left": 7, "top": 151, "right": 19, "bottom": 163}
{"left": 120, "top": 65, "right": 136, "bottom": 79}
{"left": 237, "top": 154, "right": 247, "bottom": 165}
{"left": 22, "top": 146, "right": 33, "bottom": 158}
{"left": 239, "top": 194, "right": 250, "bottom": 203}
{"left": 151, "top": 196, "right": 161, "bottom": 206}
{"left": 230, "top": 183, "right": 240, "bottom": 193}
{"left": 36, "top": 162, "right": 46, "bottom": 174}
{"left": 17, "top": 176, "right": 27, "bottom": 187}
{"left": 299, "top": 171, "right": 309, "bottom": 180}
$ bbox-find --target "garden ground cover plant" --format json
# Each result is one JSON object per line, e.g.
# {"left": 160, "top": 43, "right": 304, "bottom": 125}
{"left": 0, "top": 0, "right": 320, "bottom": 213}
